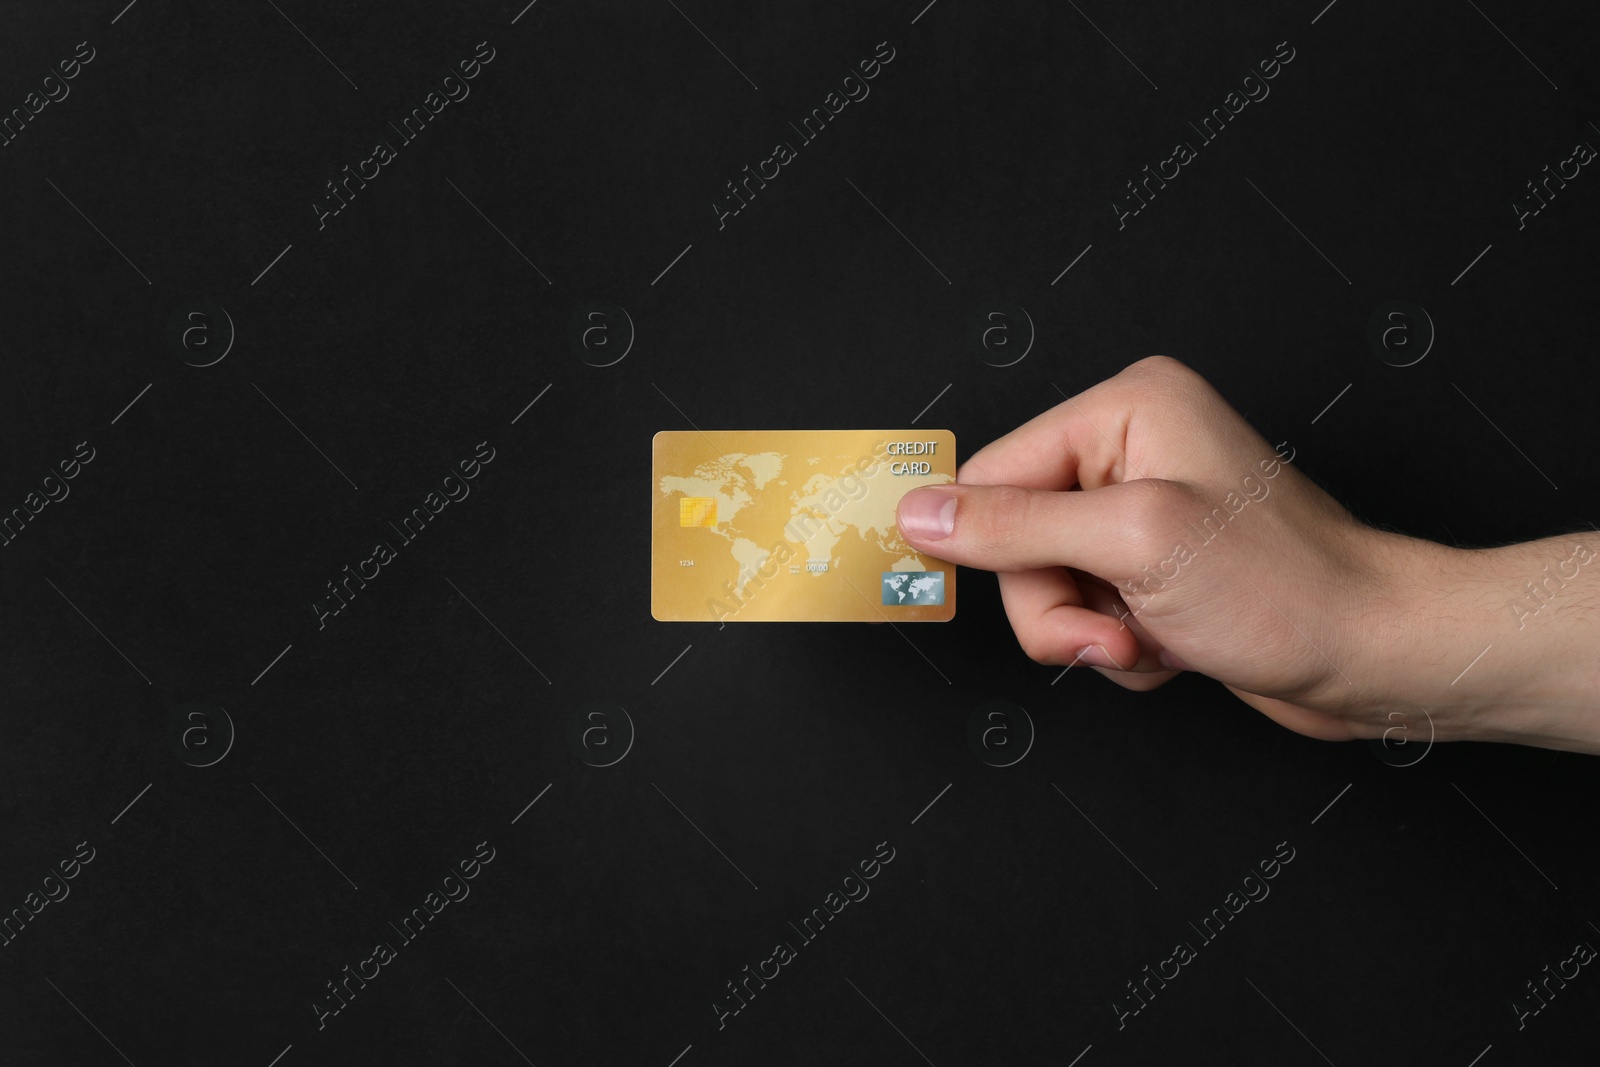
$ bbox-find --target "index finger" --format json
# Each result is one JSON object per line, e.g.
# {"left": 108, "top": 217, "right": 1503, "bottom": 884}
{"left": 959, "top": 379, "right": 1136, "bottom": 491}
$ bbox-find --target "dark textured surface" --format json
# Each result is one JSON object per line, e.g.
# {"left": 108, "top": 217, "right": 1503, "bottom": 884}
{"left": 3, "top": 1, "right": 1598, "bottom": 1064}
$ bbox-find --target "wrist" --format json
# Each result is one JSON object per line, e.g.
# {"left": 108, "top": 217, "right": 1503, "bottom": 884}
{"left": 1363, "top": 531, "right": 1600, "bottom": 752}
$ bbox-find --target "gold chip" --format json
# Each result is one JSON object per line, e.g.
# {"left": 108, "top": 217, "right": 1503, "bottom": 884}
{"left": 679, "top": 497, "right": 717, "bottom": 527}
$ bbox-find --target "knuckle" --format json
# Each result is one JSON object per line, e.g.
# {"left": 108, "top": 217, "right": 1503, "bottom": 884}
{"left": 1116, "top": 479, "right": 1181, "bottom": 555}
{"left": 1015, "top": 625, "right": 1060, "bottom": 666}
{"left": 972, "top": 484, "right": 1034, "bottom": 551}
{"left": 1126, "top": 355, "right": 1210, "bottom": 408}
{"left": 1130, "top": 354, "right": 1192, "bottom": 381}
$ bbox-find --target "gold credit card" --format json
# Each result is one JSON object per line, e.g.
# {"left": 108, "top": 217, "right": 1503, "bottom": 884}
{"left": 652, "top": 430, "right": 957, "bottom": 622}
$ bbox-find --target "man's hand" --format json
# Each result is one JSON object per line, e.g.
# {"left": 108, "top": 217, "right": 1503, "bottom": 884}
{"left": 895, "top": 356, "right": 1600, "bottom": 753}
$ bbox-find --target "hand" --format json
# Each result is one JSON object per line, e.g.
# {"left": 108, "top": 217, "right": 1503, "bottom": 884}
{"left": 895, "top": 356, "right": 1600, "bottom": 753}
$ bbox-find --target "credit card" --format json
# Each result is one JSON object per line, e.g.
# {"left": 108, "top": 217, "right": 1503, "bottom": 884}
{"left": 652, "top": 430, "right": 957, "bottom": 622}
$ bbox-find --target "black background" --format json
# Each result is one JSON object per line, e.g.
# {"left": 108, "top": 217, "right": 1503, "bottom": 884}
{"left": 3, "top": 0, "right": 1599, "bottom": 1064}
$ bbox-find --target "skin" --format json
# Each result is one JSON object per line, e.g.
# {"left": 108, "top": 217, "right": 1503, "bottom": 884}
{"left": 896, "top": 356, "right": 1600, "bottom": 754}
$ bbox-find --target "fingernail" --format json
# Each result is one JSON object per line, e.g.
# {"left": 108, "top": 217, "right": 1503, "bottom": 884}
{"left": 1158, "top": 649, "right": 1192, "bottom": 671}
{"left": 1075, "top": 645, "right": 1124, "bottom": 670}
{"left": 898, "top": 488, "right": 956, "bottom": 541}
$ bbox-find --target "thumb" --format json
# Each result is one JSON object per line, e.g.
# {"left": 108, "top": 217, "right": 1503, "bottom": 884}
{"left": 896, "top": 481, "right": 1171, "bottom": 576}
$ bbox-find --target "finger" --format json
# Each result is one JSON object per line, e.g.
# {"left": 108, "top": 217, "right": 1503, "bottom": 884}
{"left": 1067, "top": 567, "right": 1121, "bottom": 596}
{"left": 957, "top": 389, "right": 1124, "bottom": 491}
{"left": 957, "top": 357, "right": 1191, "bottom": 490}
{"left": 996, "top": 569, "right": 1175, "bottom": 672}
{"left": 1089, "top": 664, "right": 1182, "bottom": 691}
{"left": 897, "top": 480, "right": 1182, "bottom": 576}
{"left": 1063, "top": 577, "right": 1181, "bottom": 688}
{"left": 958, "top": 356, "right": 1258, "bottom": 495}
{"left": 1075, "top": 579, "right": 1178, "bottom": 673}
{"left": 995, "top": 569, "right": 1145, "bottom": 669}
